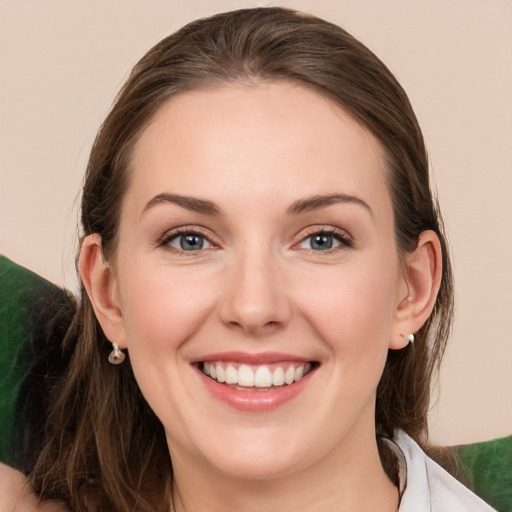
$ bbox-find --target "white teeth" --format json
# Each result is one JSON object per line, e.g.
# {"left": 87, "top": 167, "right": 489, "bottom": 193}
{"left": 254, "top": 366, "right": 273, "bottom": 388}
{"left": 284, "top": 366, "right": 295, "bottom": 385}
{"left": 202, "top": 361, "right": 314, "bottom": 388}
{"left": 272, "top": 367, "right": 285, "bottom": 386}
{"left": 216, "top": 363, "right": 226, "bottom": 383}
{"left": 225, "top": 365, "right": 237, "bottom": 384}
{"left": 238, "top": 365, "right": 255, "bottom": 387}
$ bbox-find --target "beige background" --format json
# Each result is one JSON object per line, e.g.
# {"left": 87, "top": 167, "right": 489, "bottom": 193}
{"left": 1, "top": 0, "right": 511, "bottom": 445}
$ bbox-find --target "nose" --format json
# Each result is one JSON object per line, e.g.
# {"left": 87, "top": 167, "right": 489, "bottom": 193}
{"left": 219, "top": 248, "right": 292, "bottom": 336}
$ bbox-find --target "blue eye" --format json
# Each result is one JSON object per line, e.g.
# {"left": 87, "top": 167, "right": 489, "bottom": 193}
{"left": 310, "top": 234, "right": 334, "bottom": 250}
{"left": 298, "top": 231, "right": 349, "bottom": 251}
{"left": 167, "top": 233, "right": 211, "bottom": 251}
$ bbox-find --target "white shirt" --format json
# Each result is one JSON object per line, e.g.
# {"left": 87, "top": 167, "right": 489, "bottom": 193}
{"left": 388, "top": 430, "right": 497, "bottom": 511}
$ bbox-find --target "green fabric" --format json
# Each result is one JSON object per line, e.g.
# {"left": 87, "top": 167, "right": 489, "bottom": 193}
{"left": 0, "top": 255, "right": 74, "bottom": 466}
{"left": 456, "top": 436, "right": 512, "bottom": 512}
{"left": 0, "top": 256, "right": 43, "bottom": 462}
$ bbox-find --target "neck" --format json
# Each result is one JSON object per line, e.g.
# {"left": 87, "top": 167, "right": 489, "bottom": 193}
{"left": 170, "top": 423, "right": 399, "bottom": 512}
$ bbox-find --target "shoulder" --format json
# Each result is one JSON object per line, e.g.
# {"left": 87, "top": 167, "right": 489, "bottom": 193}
{"left": 0, "top": 463, "right": 68, "bottom": 512}
{"left": 391, "top": 431, "right": 497, "bottom": 512}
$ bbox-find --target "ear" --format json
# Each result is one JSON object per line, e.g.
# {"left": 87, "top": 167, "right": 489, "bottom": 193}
{"left": 79, "top": 234, "right": 127, "bottom": 348}
{"left": 389, "top": 230, "right": 443, "bottom": 349}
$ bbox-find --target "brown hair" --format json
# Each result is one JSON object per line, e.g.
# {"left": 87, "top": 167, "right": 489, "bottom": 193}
{"left": 31, "top": 7, "right": 454, "bottom": 510}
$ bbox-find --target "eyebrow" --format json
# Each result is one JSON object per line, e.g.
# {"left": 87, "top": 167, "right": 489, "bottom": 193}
{"left": 286, "top": 193, "right": 373, "bottom": 216}
{"left": 142, "top": 192, "right": 372, "bottom": 217}
{"left": 142, "top": 193, "right": 221, "bottom": 216}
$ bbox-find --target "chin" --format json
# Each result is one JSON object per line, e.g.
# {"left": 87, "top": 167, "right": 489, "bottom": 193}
{"left": 184, "top": 422, "right": 325, "bottom": 482}
{"left": 208, "top": 450, "right": 307, "bottom": 482}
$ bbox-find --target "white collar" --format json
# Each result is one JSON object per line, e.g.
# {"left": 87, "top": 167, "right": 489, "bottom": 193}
{"left": 382, "top": 430, "right": 496, "bottom": 512}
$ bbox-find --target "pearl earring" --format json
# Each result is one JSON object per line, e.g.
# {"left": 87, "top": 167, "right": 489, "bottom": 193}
{"left": 408, "top": 333, "right": 415, "bottom": 344}
{"left": 108, "top": 343, "right": 125, "bottom": 365}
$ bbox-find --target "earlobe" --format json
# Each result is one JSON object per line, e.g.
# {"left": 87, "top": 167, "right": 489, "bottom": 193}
{"left": 79, "top": 234, "right": 127, "bottom": 348}
{"left": 389, "top": 230, "right": 443, "bottom": 350}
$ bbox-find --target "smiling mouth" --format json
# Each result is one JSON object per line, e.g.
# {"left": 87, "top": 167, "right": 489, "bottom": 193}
{"left": 199, "top": 361, "right": 318, "bottom": 390}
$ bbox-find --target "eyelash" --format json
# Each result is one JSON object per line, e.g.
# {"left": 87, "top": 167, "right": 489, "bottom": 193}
{"left": 158, "top": 226, "right": 217, "bottom": 256}
{"left": 157, "top": 225, "right": 353, "bottom": 255}
{"left": 294, "top": 226, "right": 353, "bottom": 253}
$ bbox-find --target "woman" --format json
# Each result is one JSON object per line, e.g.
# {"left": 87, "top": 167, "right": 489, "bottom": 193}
{"left": 3, "top": 7, "right": 496, "bottom": 511}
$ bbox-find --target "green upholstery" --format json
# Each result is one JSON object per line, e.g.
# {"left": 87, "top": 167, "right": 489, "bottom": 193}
{"left": 0, "top": 256, "right": 36, "bottom": 461}
{"left": 455, "top": 436, "right": 512, "bottom": 512}
{"left": 0, "top": 255, "right": 75, "bottom": 471}
{"left": 0, "top": 255, "right": 510, "bottom": 510}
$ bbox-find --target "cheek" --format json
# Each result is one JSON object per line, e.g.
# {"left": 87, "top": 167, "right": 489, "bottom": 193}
{"left": 295, "top": 260, "right": 398, "bottom": 361}
{"left": 118, "top": 263, "right": 216, "bottom": 353}
{"left": 115, "top": 263, "right": 218, "bottom": 430}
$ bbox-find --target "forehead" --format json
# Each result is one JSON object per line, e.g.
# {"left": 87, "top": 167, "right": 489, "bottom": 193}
{"left": 127, "top": 81, "right": 390, "bottom": 216}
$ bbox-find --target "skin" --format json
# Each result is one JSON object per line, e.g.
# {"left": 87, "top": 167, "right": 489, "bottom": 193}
{"left": 0, "top": 463, "right": 68, "bottom": 512}
{"left": 81, "top": 82, "right": 442, "bottom": 511}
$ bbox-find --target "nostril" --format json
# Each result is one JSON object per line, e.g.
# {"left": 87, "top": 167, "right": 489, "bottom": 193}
{"left": 224, "top": 318, "right": 284, "bottom": 336}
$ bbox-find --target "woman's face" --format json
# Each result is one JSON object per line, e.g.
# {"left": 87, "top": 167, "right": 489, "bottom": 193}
{"left": 111, "top": 82, "right": 408, "bottom": 480}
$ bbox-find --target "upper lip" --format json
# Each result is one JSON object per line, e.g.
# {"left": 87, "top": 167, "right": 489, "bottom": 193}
{"left": 190, "top": 351, "right": 315, "bottom": 365}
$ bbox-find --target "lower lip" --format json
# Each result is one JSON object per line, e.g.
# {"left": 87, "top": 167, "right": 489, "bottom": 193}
{"left": 196, "top": 367, "right": 315, "bottom": 412}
